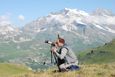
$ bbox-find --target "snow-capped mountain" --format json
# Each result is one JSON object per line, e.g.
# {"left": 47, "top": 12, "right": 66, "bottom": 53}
{"left": 24, "top": 8, "right": 115, "bottom": 32}
{"left": 23, "top": 8, "right": 115, "bottom": 47}
{"left": 0, "top": 24, "right": 20, "bottom": 42}
{"left": 24, "top": 8, "right": 90, "bottom": 33}
{"left": 0, "top": 8, "right": 115, "bottom": 50}
{"left": 0, "top": 24, "right": 19, "bottom": 35}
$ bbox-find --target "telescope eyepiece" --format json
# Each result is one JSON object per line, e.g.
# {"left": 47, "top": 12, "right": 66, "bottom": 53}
{"left": 45, "top": 40, "right": 49, "bottom": 43}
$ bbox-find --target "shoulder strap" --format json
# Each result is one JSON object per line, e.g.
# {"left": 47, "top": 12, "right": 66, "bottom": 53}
{"left": 61, "top": 46, "right": 69, "bottom": 52}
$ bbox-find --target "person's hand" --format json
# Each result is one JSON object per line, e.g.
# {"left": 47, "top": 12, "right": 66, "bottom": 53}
{"left": 51, "top": 47, "right": 57, "bottom": 53}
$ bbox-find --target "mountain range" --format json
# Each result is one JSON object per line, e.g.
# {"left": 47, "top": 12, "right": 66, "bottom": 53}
{"left": 0, "top": 8, "right": 115, "bottom": 70}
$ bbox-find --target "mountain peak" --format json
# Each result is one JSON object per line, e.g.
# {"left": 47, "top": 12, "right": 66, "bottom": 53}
{"left": 92, "top": 8, "right": 114, "bottom": 16}
{"left": 51, "top": 8, "right": 89, "bottom": 16}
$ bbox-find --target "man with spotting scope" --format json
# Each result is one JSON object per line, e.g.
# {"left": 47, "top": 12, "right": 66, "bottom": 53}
{"left": 51, "top": 38, "right": 79, "bottom": 72}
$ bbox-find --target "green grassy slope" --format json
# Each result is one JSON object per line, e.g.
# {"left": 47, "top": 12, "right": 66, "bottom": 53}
{"left": 0, "top": 39, "right": 115, "bottom": 77}
{"left": 1, "top": 63, "right": 115, "bottom": 77}
{"left": 0, "top": 63, "right": 30, "bottom": 77}
{"left": 79, "top": 39, "right": 115, "bottom": 64}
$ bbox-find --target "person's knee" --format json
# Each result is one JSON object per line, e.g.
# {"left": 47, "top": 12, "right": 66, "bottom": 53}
{"left": 59, "top": 64, "right": 68, "bottom": 72}
{"left": 59, "top": 64, "right": 65, "bottom": 69}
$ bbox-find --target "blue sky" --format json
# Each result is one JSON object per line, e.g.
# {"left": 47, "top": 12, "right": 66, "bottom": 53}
{"left": 0, "top": 0, "right": 114, "bottom": 27}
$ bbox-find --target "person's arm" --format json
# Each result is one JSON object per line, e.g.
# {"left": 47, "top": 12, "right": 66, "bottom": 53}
{"left": 54, "top": 48, "right": 67, "bottom": 59}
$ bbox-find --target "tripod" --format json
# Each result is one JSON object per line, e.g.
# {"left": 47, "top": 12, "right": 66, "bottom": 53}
{"left": 50, "top": 46, "right": 58, "bottom": 64}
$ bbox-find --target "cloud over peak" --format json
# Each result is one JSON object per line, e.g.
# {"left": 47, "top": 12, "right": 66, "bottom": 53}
{"left": 18, "top": 15, "right": 25, "bottom": 21}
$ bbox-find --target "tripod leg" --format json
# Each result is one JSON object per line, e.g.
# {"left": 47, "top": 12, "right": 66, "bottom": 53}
{"left": 51, "top": 51, "right": 53, "bottom": 63}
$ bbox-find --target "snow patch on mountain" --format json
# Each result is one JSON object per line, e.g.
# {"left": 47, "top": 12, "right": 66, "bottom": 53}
{"left": 62, "top": 24, "right": 77, "bottom": 31}
{"left": 105, "top": 27, "right": 115, "bottom": 33}
{"left": 94, "top": 24, "right": 105, "bottom": 30}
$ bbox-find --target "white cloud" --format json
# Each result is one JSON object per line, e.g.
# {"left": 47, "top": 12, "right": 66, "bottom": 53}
{"left": 18, "top": 15, "right": 25, "bottom": 21}
{"left": 0, "top": 14, "right": 11, "bottom": 26}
